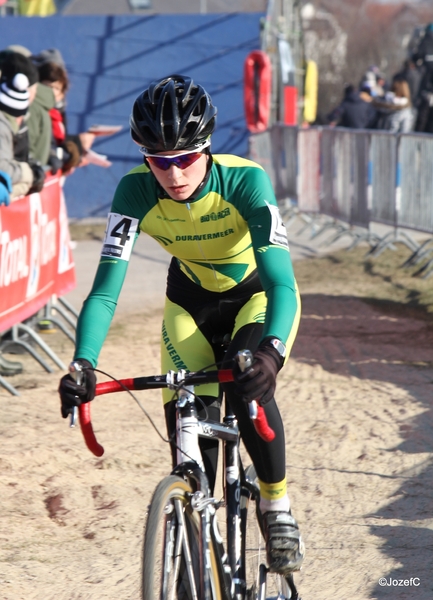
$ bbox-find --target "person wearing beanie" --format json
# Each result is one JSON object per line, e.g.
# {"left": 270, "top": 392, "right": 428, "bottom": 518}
{"left": 0, "top": 45, "right": 54, "bottom": 167}
{"left": 0, "top": 52, "right": 45, "bottom": 199}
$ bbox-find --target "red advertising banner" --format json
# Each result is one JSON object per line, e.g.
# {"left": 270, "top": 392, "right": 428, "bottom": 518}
{"left": 0, "top": 174, "right": 76, "bottom": 332}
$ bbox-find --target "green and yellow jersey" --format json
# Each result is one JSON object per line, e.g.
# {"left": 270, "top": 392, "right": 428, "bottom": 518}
{"left": 74, "top": 154, "right": 299, "bottom": 367}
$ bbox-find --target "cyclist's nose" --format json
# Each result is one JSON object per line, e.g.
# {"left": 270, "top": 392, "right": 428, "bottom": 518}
{"left": 167, "top": 164, "right": 184, "bottom": 180}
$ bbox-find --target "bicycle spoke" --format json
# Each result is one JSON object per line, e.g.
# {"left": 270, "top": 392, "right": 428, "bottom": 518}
{"left": 142, "top": 476, "right": 223, "bottom": 600}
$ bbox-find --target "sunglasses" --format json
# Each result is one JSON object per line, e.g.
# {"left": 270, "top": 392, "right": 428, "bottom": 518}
{"left": 145, "top": 152, "right": 203, "bottom": 171}
{"left": 139, "top": 140, "right": 210, "bottom": 171}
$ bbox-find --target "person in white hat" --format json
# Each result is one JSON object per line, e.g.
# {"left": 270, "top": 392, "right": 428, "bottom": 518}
{"left": 0, "top": 52, "right": 45, "bottom": 199}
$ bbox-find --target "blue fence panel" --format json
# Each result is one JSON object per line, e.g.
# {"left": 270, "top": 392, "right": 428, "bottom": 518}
{"left": 0, "top": 14, "right": 263, "bottom": 217}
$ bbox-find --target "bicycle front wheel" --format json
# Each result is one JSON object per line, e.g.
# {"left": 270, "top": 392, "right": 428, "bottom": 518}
{"left": 142, "top": 475, "right": 222, "bottom": 600}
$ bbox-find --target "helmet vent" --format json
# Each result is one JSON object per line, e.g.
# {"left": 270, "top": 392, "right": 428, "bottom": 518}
{"left": 130, "top": 74, "right": 217, "bottom": 152}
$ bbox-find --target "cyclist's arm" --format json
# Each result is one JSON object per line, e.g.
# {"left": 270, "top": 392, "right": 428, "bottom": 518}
{"left": 73, "top": 252, "right": 135, "bottom": 367}
{"left": 249, "top": 207, "right": 298, "bottom": 345}
{"left": 239, "top": 167, "right": 299, "bottom": 346}
{"left": 73, "top": 172, "right": 151, "bottom": 366}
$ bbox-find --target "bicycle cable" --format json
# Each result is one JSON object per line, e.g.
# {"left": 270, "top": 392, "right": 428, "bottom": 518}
{"left": 92, "top": 367, "right": 170, "bottom": 444}
{"left": 89, "top": 360, "right": 229, "bottom": 466}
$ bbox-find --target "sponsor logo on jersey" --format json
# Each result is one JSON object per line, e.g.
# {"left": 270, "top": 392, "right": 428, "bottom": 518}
{"left": 175, "top": 229, "right": 234, "bottom": 242}
{"left": 200, "top": 207, "right": 231, "bottom": 223}
{"left": 162, "top": 321, "right": 188, "bottom": 370}
{"left": 156, "top": 216, "right": 186, "bottom": 222}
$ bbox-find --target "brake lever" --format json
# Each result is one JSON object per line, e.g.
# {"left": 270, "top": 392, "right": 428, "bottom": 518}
{"left": 235, "top": 349, "right": 259, "bottom": 419}
{"left": 68, "top": 361, "right": 84, "bottom": 428}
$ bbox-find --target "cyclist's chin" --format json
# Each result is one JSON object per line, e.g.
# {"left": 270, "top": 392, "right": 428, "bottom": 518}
{"left": 167, "top": 186, "right": 191, "bottom": 201}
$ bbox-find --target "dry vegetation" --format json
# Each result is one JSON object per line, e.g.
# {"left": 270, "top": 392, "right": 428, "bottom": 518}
{"left": 295, "top": 243, "right": 433, "bottom": 316}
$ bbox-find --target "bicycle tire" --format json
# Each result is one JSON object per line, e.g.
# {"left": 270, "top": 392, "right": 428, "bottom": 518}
{"left": 142, "top": 474, "right": 222, "bottom": 600}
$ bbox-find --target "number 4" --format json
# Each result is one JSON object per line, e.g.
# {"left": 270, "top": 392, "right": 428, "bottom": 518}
{"left": 110, "top": 217, "right": 132, "bottom": 246}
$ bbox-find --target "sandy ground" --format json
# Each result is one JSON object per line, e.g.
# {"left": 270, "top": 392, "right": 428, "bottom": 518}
{"left": 1, "top": 223, "right": 433, "bottom": 600}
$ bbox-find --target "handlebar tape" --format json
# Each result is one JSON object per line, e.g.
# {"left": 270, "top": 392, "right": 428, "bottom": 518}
{"left": 253, "top": 405, "right": 276, "bottom": 442}
{"left": 78, "top": 403, "right": 104, "bottom": 457}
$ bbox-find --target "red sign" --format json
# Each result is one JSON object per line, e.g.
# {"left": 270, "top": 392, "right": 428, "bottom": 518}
{"left": 283, "top": 86, "right": 298, "bottom": 126}
{"left": 0, "top": 175, "right": 76, "bottom": 332}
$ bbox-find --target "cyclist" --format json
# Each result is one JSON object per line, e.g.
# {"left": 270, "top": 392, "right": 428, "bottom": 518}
{"left": 59, "top": 74, "right": 305, "bottom": 575}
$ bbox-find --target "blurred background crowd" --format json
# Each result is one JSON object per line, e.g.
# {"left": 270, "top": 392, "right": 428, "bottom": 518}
{"left": 326, "top": 24, "right": 433, "bottom": 134}
{"left": 0, "top": 44, "right": 107, "bottom": 206}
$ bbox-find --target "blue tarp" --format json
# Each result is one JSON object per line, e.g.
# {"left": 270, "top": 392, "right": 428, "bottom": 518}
{"left": 0, "top": 14, "right": 263, "bottom": 217}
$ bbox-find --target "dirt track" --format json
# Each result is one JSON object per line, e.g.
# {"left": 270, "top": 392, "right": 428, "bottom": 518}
{"left": 1, "top": 242, "right": 433, "bottom": 600}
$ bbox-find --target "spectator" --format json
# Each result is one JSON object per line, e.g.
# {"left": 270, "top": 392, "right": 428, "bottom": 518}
{"left": 32, "top": 48, "right": 93, "bottom": 174}
{"left": 360, "top": 65, "right": 387, "bottom": 99}
{"left": 0, "top": 168, "right": 11, "bottom": 205}
{"left": 28, "top": 75, "right": 56, "bottom": 168}
{"left": 0, "top": 45, "right": 56, "bottom": 170}
{"left": 412, "top": 23, "right": 433, "bottom": 74}
{"left": 327, "top": 84, "right": 378, "bottom": 129}
{"left": 396, "top": 59, "right": 422, "bottom": 109}
{"left": 414, "top": 69, "right": 433, "bottom": 133}
{"left": 0, "top": 168, "right": 23, "bottom": 376}
{"left": 372, "top": 78, "right": 414, "bottom": 133}
{"left": 0, "top": 52, "right": 45, "bottom": 200}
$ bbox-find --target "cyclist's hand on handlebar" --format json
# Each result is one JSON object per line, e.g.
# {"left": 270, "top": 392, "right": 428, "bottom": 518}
{"left": 58, "top": 359, "right": 96, "bottom": 419}
{"left": 233, "top": 343, "right": 283, "bottom": 405}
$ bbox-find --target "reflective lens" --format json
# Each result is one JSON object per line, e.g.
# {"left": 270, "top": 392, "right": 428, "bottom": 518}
{"left": 146, "top": 152, "right": 203, "bottom": 171}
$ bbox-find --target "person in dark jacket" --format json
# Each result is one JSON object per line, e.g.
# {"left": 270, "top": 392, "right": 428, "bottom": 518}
{"left": 412, "top": 23, "right": 433, "bottom": 73}
{"left": 327, "top": 84, "right": 378, "bottom": 129}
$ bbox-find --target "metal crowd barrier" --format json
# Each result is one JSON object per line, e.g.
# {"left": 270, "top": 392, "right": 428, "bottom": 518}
{"left": 248, "top": 125, "right": 433, "bottom": 276}
{"left": 0, "top": 175, "right": 78, "bottom": 395}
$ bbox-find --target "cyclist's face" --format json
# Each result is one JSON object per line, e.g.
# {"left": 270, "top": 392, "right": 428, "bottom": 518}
{"left": 147, "top": 151, "right": 208, "bottom": 201}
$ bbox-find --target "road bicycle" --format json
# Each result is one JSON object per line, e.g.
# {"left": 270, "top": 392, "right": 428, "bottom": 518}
{"left": 70, "top": 350, "right": 302, "bottom": 600}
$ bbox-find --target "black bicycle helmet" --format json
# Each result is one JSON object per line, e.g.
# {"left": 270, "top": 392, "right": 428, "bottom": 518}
{"left": 130, "top": 74, "right": 217, "bottom": 152}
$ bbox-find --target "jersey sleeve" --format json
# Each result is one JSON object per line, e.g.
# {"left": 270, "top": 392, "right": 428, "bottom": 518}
{"left": 239, "top": 167, "right": 300, "bottom": 345}
{"left": 73, "top": 177, "right": 143, "bottom": 366}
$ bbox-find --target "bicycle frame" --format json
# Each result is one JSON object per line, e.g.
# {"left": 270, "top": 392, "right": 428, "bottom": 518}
{"left": 68, "top": 352, "right": 299, "bottom": 599}
{"left": 172, "top": 376, "right": 255, "bottom": 599}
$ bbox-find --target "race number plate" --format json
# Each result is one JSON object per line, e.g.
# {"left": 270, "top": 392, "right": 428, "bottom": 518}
{"left": 101, "top": 213, "right": 139, "bottom": 261}
{"left": 266, "top": 202, "right": 289, "bottom": 248}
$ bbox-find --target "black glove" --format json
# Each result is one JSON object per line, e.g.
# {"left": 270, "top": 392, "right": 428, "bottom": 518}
{"left": 58, "top": 359, "right": 96, "bottom": 419}
{"left": 233, "top": 343, "right": 283, "bottom": 405}
{"left": 28, "top": 162, "right": 46, "bottom": 194}
{"left": 48, "top": 151, "right": 62, "bottom": 175}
